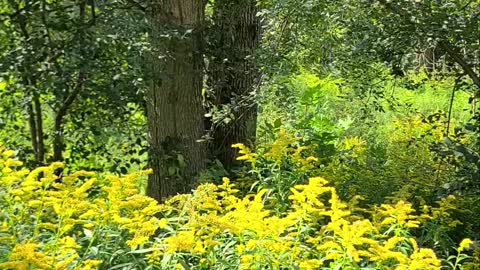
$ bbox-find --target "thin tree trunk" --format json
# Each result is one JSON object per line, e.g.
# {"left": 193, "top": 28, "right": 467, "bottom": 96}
{"left": 17, "top": 1, "right": 46, "bottom": 165}
{"left": 33, "top": 92, "right": 45, "bottom": 163}
{"left": 53, "top": 72, "right": 86, "bottom": 161}
{"left": 207, "top": 0, "right": 260, "bottom": 169}
{"left": 27, "top": 101, "right": 39, "bottom": 160}
{"left": 147, "top": 0, "right": 207, "bottom": 201}
{"left": 53, "top": 0, "right": 87, "bottom": 161}
{"left": 23, "top": 79, "right": 44, "bottom": 165}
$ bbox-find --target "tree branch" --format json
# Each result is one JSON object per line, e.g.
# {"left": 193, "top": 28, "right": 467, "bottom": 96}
{"left": 439, "top": 41, "right": 480, "bottom": 96}
{"left": 125, "top": 0, "right": 146, "bottom": 12}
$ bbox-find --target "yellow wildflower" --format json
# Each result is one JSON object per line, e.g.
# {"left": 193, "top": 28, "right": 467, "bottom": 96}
{"left": 408, "top": 248, "right": 441, "bottom": 270}
{"left": 0, "top": 261, "right": 29, "bottom": 270}
{"left": 1, "top": 149, "right": 15, "bottom": 158}
{"left": 147, "top": 247, "right": 163, "bottom": 265}
{"left": 1, "top": 221, "right": 8, "bottom": 232}
{"left": 232, "top": 143, "right": 257, "bottom": 164}
{"left": 164, "top": 230, "right": 196, "bottom": 254}
{"left": 459, "top": 238, "right": 474, "bottom": 252}
{"left": 159, "top": 218, "right": 168, "bottom": 229}
{"left": 59, "top": 236, "right": 80, "bottom": 249}
{"left": 8, "top": 243, "right": 53, "bottom": 269}
{"left": 237, "top": 244, "right": 246, "bottom": 255}
{"left": 264, "top": 128, "right": 297, "bottom": 162}
{"left": 377, "top": 201, "right": 420, "bottom": 229}
{"left": 75, "top": 260, "right": 102, "bottom": 270}
{"left": 127, "top": 236, "right": 149, "bottom": 250}
{"left": 299, "top": 259, "right": 322, "bottom": 270}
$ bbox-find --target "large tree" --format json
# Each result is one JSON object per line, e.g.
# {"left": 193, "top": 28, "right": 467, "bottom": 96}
{"left": 207, "top": 0, "right": 261, "bottom": 169}
{"left": 147, "top": 0, "right": 208, "bottom": 201}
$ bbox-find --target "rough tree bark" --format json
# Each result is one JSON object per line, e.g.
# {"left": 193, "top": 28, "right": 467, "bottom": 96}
{"left": 207, "top": 0, "right": 260, "bottom": 170}
{"left": 147, "top": 0, "right": 207, "bottom": 201}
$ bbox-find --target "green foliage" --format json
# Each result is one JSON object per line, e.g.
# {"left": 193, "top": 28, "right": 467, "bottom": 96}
{"left": 257, "top": 68, "right": 479, "bottom": 250}
{"left": 1, "top": 0, "right": 480, "bottom": 269}
{"left": 232, "top": 129, "right": 320, "bottom": 212}
{"left": 0, "top": 0, "right": 149, "bottom": 166}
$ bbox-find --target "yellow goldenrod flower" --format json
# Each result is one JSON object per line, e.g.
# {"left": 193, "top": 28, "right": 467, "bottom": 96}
{"left": 75, "top": 260, "right": 102, "bottom": 270}
{"left": 164, "top": 230, "right": 196, "bottom": 254}
{"left": 458, "top": 238, "right": 474, "bottom": 252}
{"left": 1, "top": 150, "right": 15, "bottom": 158}
{"left": 159, "top": 218, "right": 168, "bottom": 229}
{"left": 1, "top": 221, "right": 8, "bottom": 232}
{"left": 127, "top": 236, "right": 149, "bottom": 250}
{"left": 232, "top": 143, "right": 258, "bottom": 164}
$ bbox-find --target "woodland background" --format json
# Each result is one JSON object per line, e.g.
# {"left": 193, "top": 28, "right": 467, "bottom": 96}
{"left": 0, "top": 0, "right": 480, "bottom": 269}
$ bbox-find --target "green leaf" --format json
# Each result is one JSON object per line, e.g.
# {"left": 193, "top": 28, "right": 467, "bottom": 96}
{"left": 83, "top": 228, "right": 93, "bottom": 239}
{"left": 273, "top": 118, "right": 282, "bottom": 128}
{"left": 168, "top": 166, "right": 177, "bottom": 176}
{"left": 127, "top": 248, "right": 157, "bottom": 254}
{"left": 177, "top": 154, "right": 186, "bottom": 167}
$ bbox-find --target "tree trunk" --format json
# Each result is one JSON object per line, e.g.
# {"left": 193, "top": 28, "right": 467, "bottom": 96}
{"left": 17, "top": 2, "right": 46, "bottom": 165}
{"left": 26, "top": 101, "right": 39, "bottom": 160}
{"left": 33, "top": 92, "right": 45, "bottom": 163}
{"left": 147, "top": 0, "right": 207, "bottom": 201}
{"left": 53, "top": 0, "right": 87, "bottom": 162}
{"left": 207, "top": 0, "right": 261, "bottom": 170}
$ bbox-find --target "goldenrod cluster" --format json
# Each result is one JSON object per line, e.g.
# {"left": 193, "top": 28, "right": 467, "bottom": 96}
{"left": 233, "top": 129, "right": 318, "bottom": 171}
{"left": 0, "top": 145, "right": 474, "bottom": 269}
{"left": 0, "top": 145, "right": 159, "bottom": 269}
{"left": 390, "top": 115, "right": 448, "bottom": 144}
{"left": 150, "top": 176, "right": 446, "bottom": 269}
